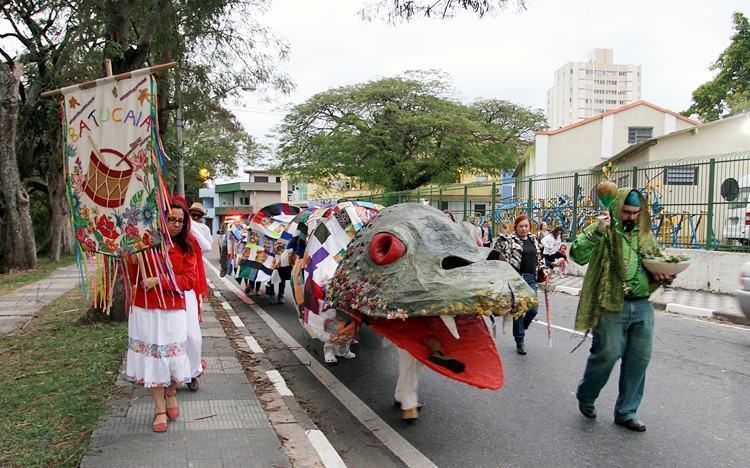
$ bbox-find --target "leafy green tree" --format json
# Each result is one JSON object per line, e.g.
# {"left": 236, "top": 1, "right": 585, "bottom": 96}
{"left": 1, "top": 0, "right": 290, "bottom": 265}
{"left": 275, "top": 74, "right": 517, "bottom": 192}
{"left": 469, "top": 99, "right": 546, "bottom": 159}
{"left": 684, "top": 12, "right": 750, "bottom": 121}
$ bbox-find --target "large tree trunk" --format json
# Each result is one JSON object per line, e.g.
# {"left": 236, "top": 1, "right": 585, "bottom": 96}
{"left": 47, "top": 169, "right": 68, "bottom": 261}
{"left": 47, "top": 125, "right": 69, "bottom": 261}
{"left": 0, "top": 62, "right": 37, "bottom": 272}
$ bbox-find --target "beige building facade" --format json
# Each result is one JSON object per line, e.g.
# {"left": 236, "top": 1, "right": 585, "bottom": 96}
{"left": 517, "top": 101, "right": 698, "bottom": 179}
{"left": 547, "top": 48, "right": 642, "bottom": 129}
{"left": 595, "top": 112, "right": 750, "bottom": 168}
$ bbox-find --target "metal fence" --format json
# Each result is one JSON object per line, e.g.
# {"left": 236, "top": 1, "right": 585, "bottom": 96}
{"left": 341, "top": 152, "right": 750, "bottom": 251}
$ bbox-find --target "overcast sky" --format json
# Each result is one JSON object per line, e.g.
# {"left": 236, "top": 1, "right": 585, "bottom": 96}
{"left": 232, "top": 0, "right": 748, "bottom": 172}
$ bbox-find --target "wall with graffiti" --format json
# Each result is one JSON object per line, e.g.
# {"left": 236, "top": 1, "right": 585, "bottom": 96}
{"left": 348, "top": 153, "right": 750, "bottom": 251}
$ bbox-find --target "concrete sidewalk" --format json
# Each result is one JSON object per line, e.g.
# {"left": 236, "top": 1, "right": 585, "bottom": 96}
{"left": 81, "top": 298, "right": 295, "bottom": 468}
{"left": 549, "top": 275, "right": 748, "bottom": 325}
{"left": 0, "top": 263, "right": 81, "bottom": 336}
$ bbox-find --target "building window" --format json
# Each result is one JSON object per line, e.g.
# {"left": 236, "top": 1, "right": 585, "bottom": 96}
{"left": 253, "top": 175, "right": 269, "bottom": 183}
{"left": 240, "top": 197, "right": 250, "bottom": 205}
{"left": 617, "top": 174, "right": 630, "bottom": 187}
{"left": 618, "top": 71, "right": 628, "bottom": 76}
{"left": 664, "top": 166, "right": 699, "bottom": 186}
{"left": 474, "top": 203, "right": 486, "bottom": 215}
{"left": 628, "top": 127, "right": 653, "bottom": 143}
{"left": 440, "top": 201, "right": 449, "bottom": 210}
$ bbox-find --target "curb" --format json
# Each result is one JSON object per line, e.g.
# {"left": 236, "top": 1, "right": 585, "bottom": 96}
{"left": 206, "top": 279, "right": 341, "bottom": 468}
{"left": 712, "top": 311, "right": 750, "bottom": 326}
{"left": 665, "top": 303, "right": 715, "bottom": 317}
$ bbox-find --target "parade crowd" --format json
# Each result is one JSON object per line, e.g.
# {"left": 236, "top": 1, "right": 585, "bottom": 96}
{"left": 125, "top": 187, "right": 677, "bottom": 434}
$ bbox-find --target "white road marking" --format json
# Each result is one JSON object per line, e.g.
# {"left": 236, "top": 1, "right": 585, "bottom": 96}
{"left": 266, "top": 370, "right": 294, "bottom": 397}
{"left": 305, "top": 429, "right": 347, "bottom": 468}
{"left": 213, "top": 291, "right": 222, "bottom": 297}
{"left": 554, "top": 285, "right": 580, "bottom": 296}
{"left": 532, "top": 320, "right": 586, "bottom": 337}
{"left": 221, "top": 301, "right": 233, "bottom": 311}
{"left": 244, "top": 335, "right": 264, "bottom": 354}
{"left": 230, "top": 315, "right": 244, "bottom": 328}
{"left": 204, "top": 261, "right": 437, "bottom": 468}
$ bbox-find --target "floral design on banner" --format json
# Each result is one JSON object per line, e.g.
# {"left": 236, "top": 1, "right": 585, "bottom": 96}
{"left": 61, "top": 71, "right": 165, "bottom": 257}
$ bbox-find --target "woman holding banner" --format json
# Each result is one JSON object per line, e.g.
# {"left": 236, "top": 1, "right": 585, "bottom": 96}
{"left": 126, "top": 198, "right": 196, "bottom": 432}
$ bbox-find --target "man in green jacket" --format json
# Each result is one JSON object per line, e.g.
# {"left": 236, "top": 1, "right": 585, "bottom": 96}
{"left": 570, "top": 188, "right": 677, "bottom": 432}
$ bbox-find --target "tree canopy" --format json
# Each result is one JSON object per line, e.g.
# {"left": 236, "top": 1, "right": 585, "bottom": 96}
{"left": 469, "top": 99, "right": 545, "bottom": 158}
{"left": 360, "top": 0, "right": 526, "bottom": 22}
{"left": 684, "top": 12, "right": 750, "bottom": 121}
{"left": 275, "top": 73, "right": 529, "bottom": 192}
{"left": 0, "top": 0, "right": 290, "bottom": 263}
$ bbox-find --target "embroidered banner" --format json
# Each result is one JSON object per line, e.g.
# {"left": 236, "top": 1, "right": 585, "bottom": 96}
{"left": 62, "top": 70, "right": 168, "bottom": 258}
{"left": 58, "top": 69, "right": 173, "bottom": 311}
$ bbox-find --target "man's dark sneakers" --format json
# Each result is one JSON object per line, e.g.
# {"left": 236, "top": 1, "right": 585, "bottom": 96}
{"left": 516, "top": 343, "right": 527, "bottom": 355}
{"left": 615, "top": 418, "right": 646, "bottom": 432}
{"left": 578, "top": 403, "right": 596, "bottom": 419}
{"left": 187, "top": 377, "right": 199, "bottom": 392}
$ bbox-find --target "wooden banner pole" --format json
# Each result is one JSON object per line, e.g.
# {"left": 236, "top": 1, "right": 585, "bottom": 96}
{"left": 40, "top": 61, "right": 177, "bottom": 98}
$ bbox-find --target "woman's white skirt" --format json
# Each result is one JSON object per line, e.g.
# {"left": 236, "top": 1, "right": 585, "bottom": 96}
{"left": 184, "top": 290, "right": 204, "bottom": 378}
{"left": 126, "top": 306, "right": 192, "bottom": 388}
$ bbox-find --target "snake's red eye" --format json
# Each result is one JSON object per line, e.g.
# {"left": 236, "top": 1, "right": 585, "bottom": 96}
{"left": 369, "top": 232, "right": 406, "bottom": 265}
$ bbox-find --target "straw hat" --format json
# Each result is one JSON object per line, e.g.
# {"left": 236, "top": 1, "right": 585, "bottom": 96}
{"left": 189, "top": 202, "right": 207, "bottom": 216}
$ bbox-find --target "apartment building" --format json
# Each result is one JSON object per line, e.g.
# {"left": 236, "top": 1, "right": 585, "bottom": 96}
{"left": 547, "top": 48, "right": 642, "bottom": 129}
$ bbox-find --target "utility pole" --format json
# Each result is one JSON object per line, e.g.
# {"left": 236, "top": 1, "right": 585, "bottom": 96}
{"left": 175, "top": 67, "right": 185, "bottom": 197}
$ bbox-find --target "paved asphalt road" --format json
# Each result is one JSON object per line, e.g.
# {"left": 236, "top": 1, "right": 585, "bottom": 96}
{"left": 208, "top": 255, "right": 750, "bottom": 467}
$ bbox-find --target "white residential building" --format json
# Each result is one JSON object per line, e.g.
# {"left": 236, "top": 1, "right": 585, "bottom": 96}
{"left": 516, "top": 100, "right": 698, "bottom": 178}
{"left": 547, "top": 48, "right": 642, "bottom": 129}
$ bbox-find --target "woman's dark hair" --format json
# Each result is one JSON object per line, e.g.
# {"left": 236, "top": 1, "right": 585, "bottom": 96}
{"left": 169, "top": 202, "right": 194, "bottom": 253}
{"left": 552, "top": 226, "right": 563, "bottom": 236}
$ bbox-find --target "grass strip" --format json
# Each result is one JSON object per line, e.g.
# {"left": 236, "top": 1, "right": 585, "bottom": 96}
{"left": 0, "top": 289, "right": 127, "bottom": 467}
{"left": 0, "top": 255, "right": 76, "bottom": 297}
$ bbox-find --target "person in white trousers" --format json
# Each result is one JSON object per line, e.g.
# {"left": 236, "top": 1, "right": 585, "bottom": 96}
{"left": 186, "top": 202, "right": 213, "bottom": 391}
{"left": 394, "top": 348, "right": 423, "bottom": 421}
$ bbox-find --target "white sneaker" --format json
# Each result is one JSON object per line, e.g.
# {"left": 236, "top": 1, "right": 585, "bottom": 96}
{"left": 324, "top": 349, "right": 337, "bottom": 364}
